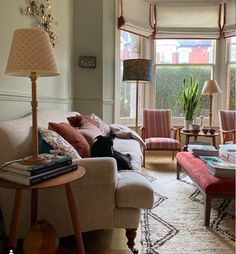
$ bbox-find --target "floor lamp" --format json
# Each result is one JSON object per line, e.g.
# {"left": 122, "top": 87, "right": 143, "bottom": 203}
{"left": 5, "top": 28, "right": 60, "bottom": 164}
{"left": 123, "top": 59, "right": 152, "bottom": 133}
{"left": 202, "top": 80, "right": 221, "bottom": 128}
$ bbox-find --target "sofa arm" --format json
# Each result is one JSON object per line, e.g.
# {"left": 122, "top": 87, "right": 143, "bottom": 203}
{"left": 73, "top": 157, "right": 118, "bottom": 185}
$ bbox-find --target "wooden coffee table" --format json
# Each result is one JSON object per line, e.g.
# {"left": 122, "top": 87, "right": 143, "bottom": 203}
{"left": 180, "top": 130, "right": 219, "bottom": 150}
{"left": 0, "top": 166, "right": 86, "bottom": 254}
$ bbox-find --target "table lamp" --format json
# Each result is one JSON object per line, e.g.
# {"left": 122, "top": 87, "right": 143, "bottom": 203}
{"left": 5, "top": 28, "right": 60, "bottom": 164}
{"left": 202, "top": 80, "right": 221, "bottom": 128}
{"left": 123, "top": 59, "right": 152, "bottom": 133}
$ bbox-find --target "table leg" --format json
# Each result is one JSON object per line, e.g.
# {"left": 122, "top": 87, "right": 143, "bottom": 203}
{"left": 204, "top": 194, "right": 211, "bottom": 227}
{"left": 8, "top": 189, "right": 23, "bottom": 249}
{"left": 65, "top": 183, "right": 85, "bottom": 254}
{"left": 212, "top": 136, "right": 216, "bottom": 148}
{"left": 184, "top": 135, "right": 190, "bottom": 151}
{"left": 31, "top": 189, "right": 38, "bottom": 226}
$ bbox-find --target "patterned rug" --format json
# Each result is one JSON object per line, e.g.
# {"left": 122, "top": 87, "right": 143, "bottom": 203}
{"left": 140, "top": 171, "right": 235, "bottom": 254}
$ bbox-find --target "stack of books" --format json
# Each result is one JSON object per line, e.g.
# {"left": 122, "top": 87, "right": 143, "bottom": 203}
{"left": 219, "top": 144, "right": 236, "bottom": 162}
{"left": 188, "top": 144, "right": 219, "bottom": 157}
{"left": 199, "top": 156, "right": 236, "bottom": 177}
{"left": 0, "top": 154, "right": 77, "bottom": 186}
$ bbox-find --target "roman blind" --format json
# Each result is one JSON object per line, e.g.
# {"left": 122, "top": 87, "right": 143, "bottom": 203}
{"left": 118, "top": 0, "right": 235, "bottom": 39}
{"left": 223, "top": 0, "right": 236, "bottom": 37}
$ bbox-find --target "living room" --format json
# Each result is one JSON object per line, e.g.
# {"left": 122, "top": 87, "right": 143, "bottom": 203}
{"left": 0, "top": 0, "right": 235, "bottom": 254}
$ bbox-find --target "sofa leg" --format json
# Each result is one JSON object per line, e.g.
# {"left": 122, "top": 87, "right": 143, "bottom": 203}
{"left": 125, "top": 228, "right": 138, "bottom": 254}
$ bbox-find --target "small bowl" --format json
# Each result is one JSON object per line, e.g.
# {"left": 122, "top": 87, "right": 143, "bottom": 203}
{"left": 209, "top": 128, "right": 216, "bottom": 135}
{"left": 202, "top": 128, "right": 209, "bottom": 135}
{"left": 190, "top": 129, "right": 200, "bottom": 135}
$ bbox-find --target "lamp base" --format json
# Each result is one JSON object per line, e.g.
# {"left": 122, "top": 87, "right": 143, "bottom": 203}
{"left": 22, "top": 155, "right": 51, "bottom": 165}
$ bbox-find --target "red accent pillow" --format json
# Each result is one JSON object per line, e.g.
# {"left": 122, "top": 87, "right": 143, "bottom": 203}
{"left": 78, "top": 119, "right": 103, "bottom": 146}
{"left": 48, "top": 122, "right": 90, "bottom": 158}
{"left": 67, "top": 115, "right": 98, "bottom": 128}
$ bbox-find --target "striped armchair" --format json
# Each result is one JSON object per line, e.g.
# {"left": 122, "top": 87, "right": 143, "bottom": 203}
{"left": 141, "top": 109, "right": 181, "bottom": 167}
{"left": 218, "top": 110, "right": 236, "bottom": 144}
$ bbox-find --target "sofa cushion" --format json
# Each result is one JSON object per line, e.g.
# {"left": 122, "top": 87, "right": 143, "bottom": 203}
{"left": 67, "top": 114, "right": 98, "bottom": 128}
{"left": 110, "top": 124, "right": 146, "bottom": 148}
{"left": 38, "top": 128, "right": 81, "bottom": 160}
{"left": 116, "top": 170, "right": 154, "bottom": 209}
{"left": 114, "top": 138, "right": 142, "bottom": 170}
{"left": 48, "top": 122, "right": 90, "bottom": 158}
{"left": 90, "top": 113, "right": 110, "bottom": 136}
{"left": 76, "top": 118, "right": 103, "bottom": 146}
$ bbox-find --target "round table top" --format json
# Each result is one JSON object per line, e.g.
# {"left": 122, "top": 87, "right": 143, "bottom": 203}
{"left": 0, "top": 165, "right": 85, "bottom": 190}
{"left": 180, "top": 130, "right": 219, "bottom": 137}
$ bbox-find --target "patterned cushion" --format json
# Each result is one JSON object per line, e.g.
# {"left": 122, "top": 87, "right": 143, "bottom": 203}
{"left": 38, "top": 128, "right": 81, "bottom": 160}
{"left": 48, "top": 122, "right": 90, "bottom": 158}
{"left": 145, "top": 137, "right": 181, "bottom": 150}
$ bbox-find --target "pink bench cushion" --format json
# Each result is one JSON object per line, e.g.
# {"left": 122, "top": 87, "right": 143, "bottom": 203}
{"left": 176, "top": 152, "right": 235, "bottom": 195}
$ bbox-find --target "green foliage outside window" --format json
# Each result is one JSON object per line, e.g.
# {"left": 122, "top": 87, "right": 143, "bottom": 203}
{"left": 229, "top": 65, "right": 236, "bottom": 110}
{"left": 156, "top": 66, "right": 211, "bottom": 117}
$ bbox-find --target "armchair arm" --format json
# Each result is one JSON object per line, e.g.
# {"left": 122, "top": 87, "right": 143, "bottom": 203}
{"left": 141, "top": 126, "right": 145, "bottom": 140}
{"left": 171, "top": 126, "right": 181, "bottom": 141}
{"left": 73, "top": 157, "right": 118, "bottom": 185}
{"left": 219, "top": 129, "right": 236, "bottom": 144}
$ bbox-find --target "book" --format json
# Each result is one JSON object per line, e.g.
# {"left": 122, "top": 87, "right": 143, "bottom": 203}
{"left": 207, "top": 162, "right": 235, "bottom": 178}
{"left": 0, "top": 163, "right": 78, "bottom": 186}
{"left": 2, "top": 154, "right": 72, "bottom": 176}
{"left": 199, "top": 155, "right": 236, "bottom": 177}
{"left": 188, "top": 144, "right": 219, "bottom": 156}
{"left": 219, "top": 144, "right": 236, "bottom": 152}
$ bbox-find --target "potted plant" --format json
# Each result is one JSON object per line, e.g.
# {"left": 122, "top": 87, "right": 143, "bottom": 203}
{"left": 180, "top": 77, "right": 201, "bottom": 130}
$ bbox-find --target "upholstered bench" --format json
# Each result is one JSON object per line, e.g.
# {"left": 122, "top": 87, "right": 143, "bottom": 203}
{"left": 176, "top": 152, "right": 235, "bottom": 226}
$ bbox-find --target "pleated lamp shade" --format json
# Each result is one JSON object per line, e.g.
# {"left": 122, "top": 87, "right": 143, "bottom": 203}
{"left": 202, "top": 80, "right": 221, "bottom": 95}
{"left": 5, "top": 28, "right": 60, "bottom": 77}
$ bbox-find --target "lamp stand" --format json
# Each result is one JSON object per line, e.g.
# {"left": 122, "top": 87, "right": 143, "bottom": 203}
{"left": 209, "top": 94, "right": 213, "bottom": 128}
{"left": 23, "top": 73, "right": 50, "bottom": 165}
{"left": 135, "top": 80, "right": 139, "bottom": 134}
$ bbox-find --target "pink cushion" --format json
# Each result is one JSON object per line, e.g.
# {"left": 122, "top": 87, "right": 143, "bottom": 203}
{"left": 48, "top": 122, "right": 90, "bottom": 158}
{"left": 176, "top": 152, "right": 235, "bottom": 194}
{"left": 76, "top": 117, "right": 103, "bottom": 146}
{"left": 145, "top": 137, "right": 181, "bottom": 150}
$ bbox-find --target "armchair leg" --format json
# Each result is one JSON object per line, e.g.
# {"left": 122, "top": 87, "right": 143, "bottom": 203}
{"left": 125, "top": 228, "right": 138, "bottom": 254}
{"left": 172, "top": 151, "right": 175, "bottom": 160}
{"left": 142, "top": 149, "right": 146, "bottom": 167}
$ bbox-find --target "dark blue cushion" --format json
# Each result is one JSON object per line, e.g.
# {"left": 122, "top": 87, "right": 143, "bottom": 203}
{"left": 38, "top": 132, "right": 53, "bottom": 154}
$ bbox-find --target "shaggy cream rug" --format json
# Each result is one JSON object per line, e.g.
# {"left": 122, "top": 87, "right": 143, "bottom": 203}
{"left": 141, "top": 159, "right": 235, "bottom": 254}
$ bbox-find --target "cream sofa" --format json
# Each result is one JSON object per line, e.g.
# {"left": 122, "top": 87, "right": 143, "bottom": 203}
{"left": 0, "top": 110, "right": 154, "bottom": 253}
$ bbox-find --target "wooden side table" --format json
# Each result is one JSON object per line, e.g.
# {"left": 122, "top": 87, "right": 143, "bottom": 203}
{"left": 180, "top": 130, "right": 219, "bottom": 151}
{"left": 0, "top": 166, "right": 86, "bottom": 254}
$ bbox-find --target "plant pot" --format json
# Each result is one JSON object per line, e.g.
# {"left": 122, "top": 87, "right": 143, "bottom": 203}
{"left": 184, "top": 120, "right": 193, "bottom": 130}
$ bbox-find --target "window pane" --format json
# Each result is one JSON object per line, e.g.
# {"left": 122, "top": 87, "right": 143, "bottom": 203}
{"left": 120, "top": 31, "right": 141, "bottom": 120}
{"left": 230, "top": 37, "right": 236, "bottom": 62}
{"left": 156, "top": 40, "right": 214, "bottom": 64}
{"left": 228, "top": 64, "right": 236, "bottom": 110}
{"left": 155, "top": 66, "right": 211, "bottom": 117}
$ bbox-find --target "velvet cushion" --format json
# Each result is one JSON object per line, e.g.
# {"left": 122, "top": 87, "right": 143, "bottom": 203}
{"left": 67, "top": 114, "right": 98, "bottom": 128}
{"left": 38, "top": 131, "right": 53, "bottom": 154}
{"left": 38, "top": 128, "right": 81, "bottom": 160}
{"left": 76, "top": 117, "right": 103, "bottom": 146}
{"left": 48, "top": 122, "right": 90, "bottom": 158}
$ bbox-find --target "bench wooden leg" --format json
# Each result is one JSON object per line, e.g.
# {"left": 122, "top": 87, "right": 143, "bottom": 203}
{"left": 125, "top": 229, "right": 138, "bottom": 254}
{"left": 204, "top": 194, "right": 211, "bottom": 227}
{"left": 176, "top": 162, "right": 181, "bottom": 180}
